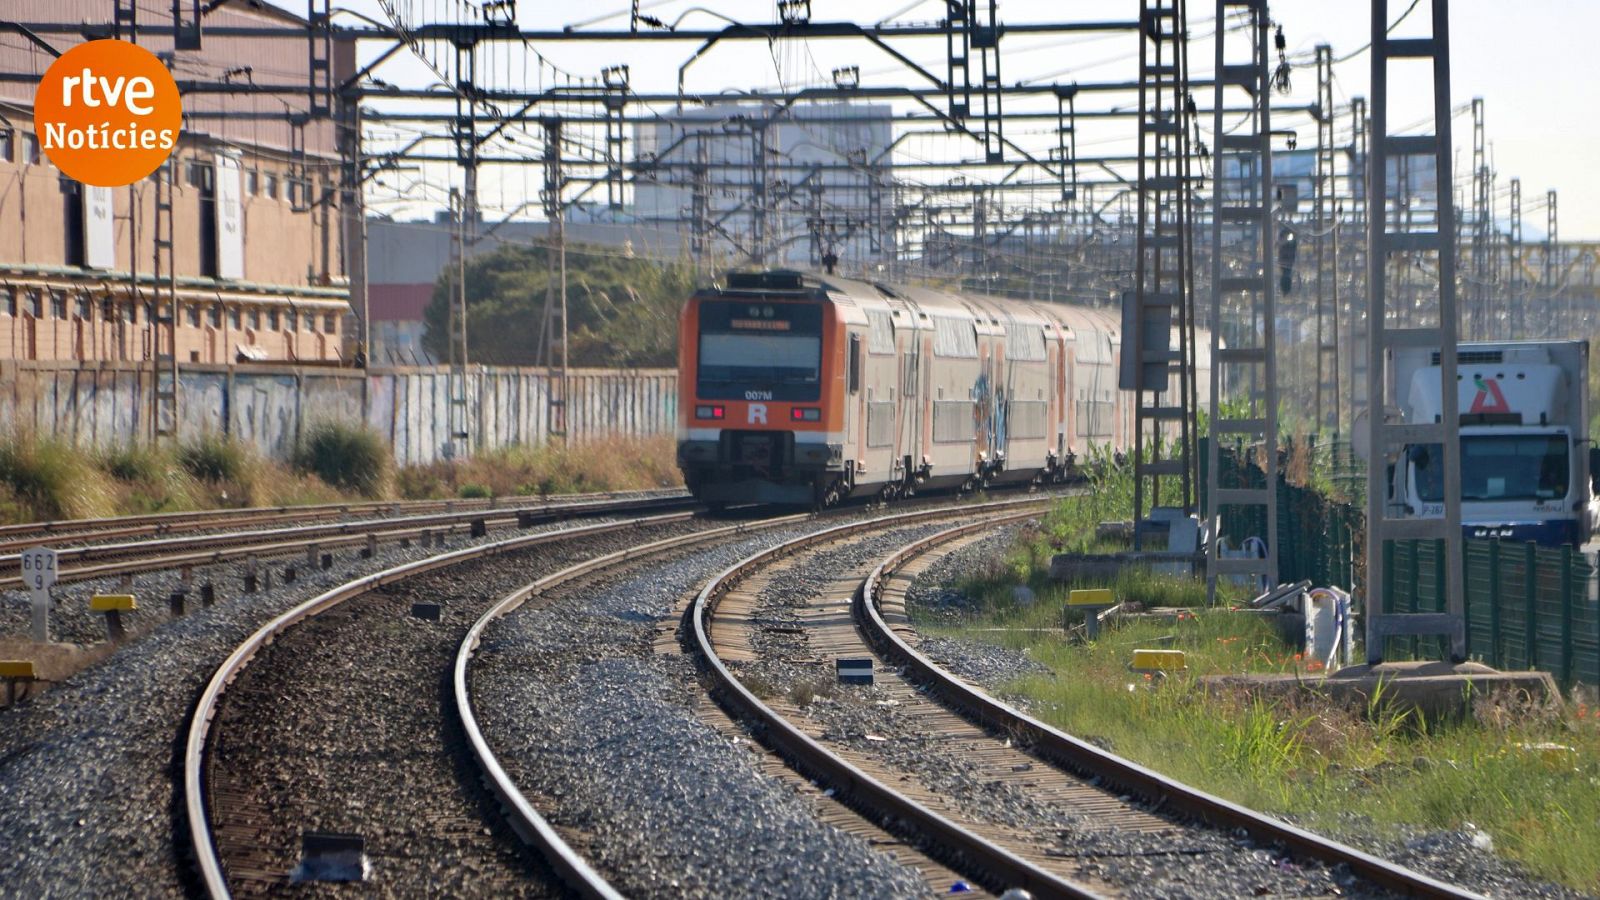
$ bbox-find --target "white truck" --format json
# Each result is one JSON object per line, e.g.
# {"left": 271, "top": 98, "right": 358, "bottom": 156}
{"left": 1391, "top": 340, "right": 1599, "bottom": 547}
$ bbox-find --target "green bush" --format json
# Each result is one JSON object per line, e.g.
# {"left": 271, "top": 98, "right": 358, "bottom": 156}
{"left": 179, "top": 433, "right": 251, "bottom": 483}
{"left": 100, "top": 444, "right": 166, "bottom": 483}
{"left": 457, "top": 483, "right": 491, "bottom": 499}
{"left": 294, "top": 422, "right": 391, "bottom": 499}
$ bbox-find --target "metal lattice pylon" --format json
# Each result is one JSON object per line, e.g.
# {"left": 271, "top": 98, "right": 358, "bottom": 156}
{"left": 1363, "top": 0, "right": 1466, "bottom": 664}
{"left": 1205, "top": 0, "right": 1278, "bottom": 598}
{"left": 1126, "top": 0, "right": 1198, "bottom": 539}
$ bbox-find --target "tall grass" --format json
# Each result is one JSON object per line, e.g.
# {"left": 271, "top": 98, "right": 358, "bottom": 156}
{"left": 925, "top": 606, "right": 1600, "bottom": 891}
{"left": 0, "top": 434, "right": 116, "bottom": 521}
{"left": 395, "top": 434, "right": 681, "bottom": 499}
{"left": 295, "top": 423, "right": 391, "bottom": 499}
{"left": 0, "top": 431, "right": 683, "bottom": 525}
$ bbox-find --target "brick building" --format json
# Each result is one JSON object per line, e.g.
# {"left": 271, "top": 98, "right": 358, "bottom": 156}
{"left": 0, "top": 0, "right": 355, "bottom": 365}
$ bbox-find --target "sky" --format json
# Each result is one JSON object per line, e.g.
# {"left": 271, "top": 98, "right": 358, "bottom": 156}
{"left": 281, "top": 0, "right": 1598, "bottom": 239}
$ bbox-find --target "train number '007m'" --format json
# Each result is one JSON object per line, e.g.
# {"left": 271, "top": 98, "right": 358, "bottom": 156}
{"left": 744, "top": 390, "right": 774, "bottom": 401}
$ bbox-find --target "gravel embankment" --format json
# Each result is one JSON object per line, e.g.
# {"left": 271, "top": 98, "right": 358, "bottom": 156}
{"left": 738, "top": 528, "right": 1384, "bottom": 898}
{"left": 0, "top": 516, "right": 628, "bottom": 898}
{"left": 900, "top": 530, "right": 1588, "bottom": 899}
{"left": 207, "top": 518, "right": 713, "bottom": 896}
{"left": 471, "top": 516, "right": 935, "bottom": 899}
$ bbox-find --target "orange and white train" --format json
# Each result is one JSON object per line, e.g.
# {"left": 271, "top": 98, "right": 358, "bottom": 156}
{"left": 676, "top": 269, "right": 1210, "bottom": 508}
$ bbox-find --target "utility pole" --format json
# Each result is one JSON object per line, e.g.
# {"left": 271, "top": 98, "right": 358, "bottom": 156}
{"left": 1205, "top": 0, "right": 1278, "bottom": 601}
{"left": 1127, "top": 0, "right": 1198, "bottom": 539}
{"left": 1509, "top": 176, "right": 1522, "bottom": 336}
{"left": 539, "top": 119, "right": 569, "bottom": 441}
{"left": 1364, "top": 0, "right": 1466, "bottom": 665}
{"left": 1470, "top": 98, "right": 1488, "bottom": 339}
{"left": 1314, "top": 44, "right": 1338, "bottom": 434}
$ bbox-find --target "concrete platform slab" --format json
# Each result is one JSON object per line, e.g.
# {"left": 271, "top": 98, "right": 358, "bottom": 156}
{"left": 1203, "top": 660, "right": 1558, "bottom": 721}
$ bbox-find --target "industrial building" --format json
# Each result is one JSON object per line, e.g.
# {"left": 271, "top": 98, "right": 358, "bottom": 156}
{"left": 0, "top": 0, "right": 353, "bottom": 365}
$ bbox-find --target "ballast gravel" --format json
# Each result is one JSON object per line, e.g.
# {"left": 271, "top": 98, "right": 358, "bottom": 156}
{"left": 471, "top": 518, "right": 935, "bottom": 899}
{"left": 0, "top": 515, "right": 624, "bottom": 898}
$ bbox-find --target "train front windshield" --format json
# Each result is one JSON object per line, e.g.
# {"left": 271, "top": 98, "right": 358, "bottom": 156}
{"left": 1412, "top": 434, "right": 1569, "bottom": 502}
{"left": 696, "top": 300, "right": 824, "bottom": 402}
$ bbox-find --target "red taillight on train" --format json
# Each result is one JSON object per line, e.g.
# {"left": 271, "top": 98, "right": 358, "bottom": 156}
{"left": 696, "top": 405, "right": 725, "bottom": 420}
{"left": 790, "top": 407, "right": 821, "bottom": 422}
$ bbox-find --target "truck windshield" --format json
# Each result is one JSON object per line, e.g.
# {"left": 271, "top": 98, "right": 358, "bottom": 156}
{"left": 696, "top": 300, "right": 823, "bottom": 401}
{"left": 1413, "top": 434, "right": 1569, "bottom": 502}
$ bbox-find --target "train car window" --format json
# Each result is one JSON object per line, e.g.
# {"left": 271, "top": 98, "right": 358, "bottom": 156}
{"left": 848, "top": 333, "right": 861, "bottom": 394}
{"left": 932, "top": 316, "right": 978, "bottom": 358}
{"left": 1006, "top": 324, "right": 1047, "bottom": 361}
{"left": 866, "top": 310, "right": 895, "bottom": 354}
{"left": 696, "top": 300, "right": 824, "bottom": 402}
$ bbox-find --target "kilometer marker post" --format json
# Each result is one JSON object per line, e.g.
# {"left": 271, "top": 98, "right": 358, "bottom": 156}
{"left": 19, "top": 548, "right": 58, "bottom": 643}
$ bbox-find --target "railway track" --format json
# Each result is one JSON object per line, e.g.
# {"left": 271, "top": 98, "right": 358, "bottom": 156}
{"left": 0, "top": 489, "right": 687, "bottom": 553}
{"left": 183, "top": 508, "right": 717, "bottom": 897}
{"left": 0, "top": 492, "right": 694, "bottom": 590}
{"left": 688, "top": 506, "right": 1485, "bottom": 899}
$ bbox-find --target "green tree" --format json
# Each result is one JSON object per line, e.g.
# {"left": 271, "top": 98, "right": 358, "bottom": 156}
{"left": 423, "top": 243, "right": 698, "bottom": 367}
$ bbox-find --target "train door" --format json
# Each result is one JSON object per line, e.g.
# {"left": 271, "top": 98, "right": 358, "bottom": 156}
{"left": 863, "top": 308, "right": 899, "bottom": 494}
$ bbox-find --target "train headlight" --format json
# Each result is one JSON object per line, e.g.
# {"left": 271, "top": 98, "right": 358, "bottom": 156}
{"left": 696, "top": 405, "right": 726, "bottom": 420}
{"left": 790, "top": 407, "right": 821, "bottom": 422}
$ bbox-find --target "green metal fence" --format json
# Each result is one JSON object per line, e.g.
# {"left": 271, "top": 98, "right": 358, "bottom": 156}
{"left": 1198, "top": 437, "right": 1361, "bottom": 589}
{"left": 1386, "top": 539, "right": 1599, "bottom": 688}
{"left": 1201, "top": 438, "right": 1600, "bottom": 688}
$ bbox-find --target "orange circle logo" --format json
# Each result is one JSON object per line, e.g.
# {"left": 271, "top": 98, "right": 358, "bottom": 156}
{"left": 33, "top": 39, "right": 182, "bottom": 187}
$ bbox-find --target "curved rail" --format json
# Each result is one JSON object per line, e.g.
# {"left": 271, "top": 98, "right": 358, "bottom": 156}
{"left": 0, "top": 494, "right": 696, "bottom": 589}
{"left": 856, "top": 520, "right": 1484, "bottom": 900}
{"left": 684, "top": 498, "right": 1095, "bottom": 899}
{"left": 184, "top": 510, "right": 698, "bottom": 899}
{"left": 454, "top": 512, "right": 812, "bottom": 899}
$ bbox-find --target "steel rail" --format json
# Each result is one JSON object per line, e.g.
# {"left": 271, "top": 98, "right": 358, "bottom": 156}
{"left": 183, "top": 509, "right": 700, "bottom": 899}
{"left": 685, "top": 496, "right": 1098, "bottom": 900}
{"left": 856, "top": 520, "right": 1486, "bottom": 900}
{"left": 0, "top": 495, "right": 697, "bottom": 589}
{"left": 455, "top": 511, "right": 814, "bottom": 899}
{"left": 0, "top": 489, "right": 687, "bottom": 552}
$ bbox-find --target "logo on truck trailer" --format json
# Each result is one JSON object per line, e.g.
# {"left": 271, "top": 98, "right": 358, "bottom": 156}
{"left": 1469, "top": 375, "right": 1511, "bottom": 415}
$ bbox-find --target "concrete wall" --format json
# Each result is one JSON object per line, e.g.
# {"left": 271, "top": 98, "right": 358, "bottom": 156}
{"left": 0, "top": 362, "right": 678, "bottom": 466}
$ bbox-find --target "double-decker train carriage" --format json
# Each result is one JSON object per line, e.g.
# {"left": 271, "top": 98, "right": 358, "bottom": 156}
{"left": 676, "top": 270, "right": 1209, "bottom": 508}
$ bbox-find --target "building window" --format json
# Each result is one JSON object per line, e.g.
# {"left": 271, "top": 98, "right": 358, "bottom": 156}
{"left": 49, "top": 292, "right": 66, "bottom": 319}
{"left": 76, "top": 296, "right": 91, "bottom": 319}
{"left": 144, "top": 302, "right": 155, "bottom": 323}
{"left": 268, "top": 309, "right": 281, "bottom": 331}
{"left": 25, "top": 291, "right": 42, "bottom": 317}
{"left": 23, "top": 134, "right": 40, "bottom": 166}
{"left": 186, "top": 161, "right": 214, "bottom": 191}
{"left": 0, "top": 129, "right": 12, "bottom": 164}
{"left": 265, "top": 174, "right": 279, "bottom": 200}
{"left": 285, "top": 309, "right": 298, "bottom": 332}
{"left": 325, "top": 313, "right": 338, "bottom": 334}
{"left": 102, "top": 298, "right": 118, "bottom": 321}
{"left": 247, "top": 309, "right": 261, "bottom": 330}
{"left": 245, "top": 170, "right": 258, "bottom": 195}
{"left": 228, "top": 306, "right": 241, "bottom": 329}
{"left": 185, "top": 304, "right": 200, "bottom": 327}
{"left": 3, "top": 289, "right": 15, "bottom": 317}
{"left": 208, "top": 304, "right": 222, "bottom": 328}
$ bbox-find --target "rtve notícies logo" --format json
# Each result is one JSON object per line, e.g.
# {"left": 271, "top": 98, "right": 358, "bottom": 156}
{"left": 33, "top": 39, "right": 183, "bottom": 188}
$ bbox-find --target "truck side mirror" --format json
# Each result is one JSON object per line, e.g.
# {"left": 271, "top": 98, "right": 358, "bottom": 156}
{"left": 1589, "top": 447, "right": 1600, "bottom": 491}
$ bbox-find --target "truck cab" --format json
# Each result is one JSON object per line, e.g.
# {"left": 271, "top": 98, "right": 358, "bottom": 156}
{"left": 1392, "top": 342, "right": 1598, "bottom": 547}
